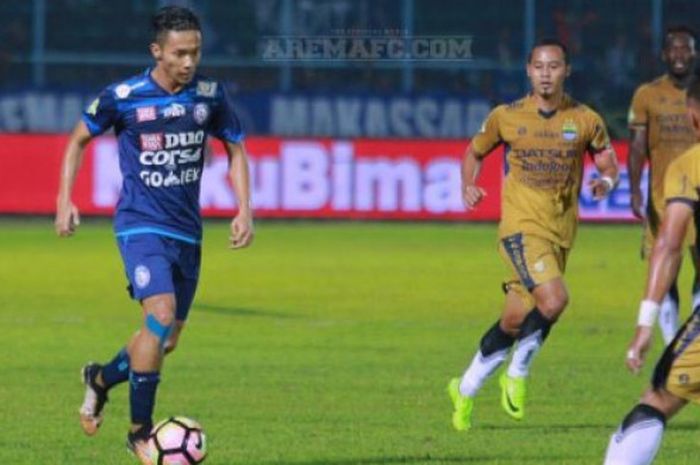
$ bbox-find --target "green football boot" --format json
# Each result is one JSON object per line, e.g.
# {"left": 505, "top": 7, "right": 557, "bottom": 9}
{"left": 447, "top": 377, "right": 474, "bottom": 431}
{"left": 499, "top": 372, "right": 526, "bottom": 420}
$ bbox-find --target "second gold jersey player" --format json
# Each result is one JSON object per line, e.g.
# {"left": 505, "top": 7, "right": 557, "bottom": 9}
{"left": 447, "top": 38, "right": 619, "bottom": 431}
{"left": 628, "top": 26, "right": 699, "bottom": 345}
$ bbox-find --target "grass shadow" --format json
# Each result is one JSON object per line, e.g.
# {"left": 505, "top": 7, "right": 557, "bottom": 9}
{"left": 259, "top": 454, "right": 584, "bottom": 465}
{"left": 193, "top": 303, "right": 300, "bottom": 319}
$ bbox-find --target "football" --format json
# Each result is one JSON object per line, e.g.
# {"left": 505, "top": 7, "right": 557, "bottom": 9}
{"left": 147, "top": 416, "right": 207, "bottom": 465}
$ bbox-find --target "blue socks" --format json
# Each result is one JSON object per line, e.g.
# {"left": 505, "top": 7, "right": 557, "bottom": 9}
{"left": 101, "top": 347, "right": 131, "bottom": 389}
{"left": 129, "top": 370, "right": 160, "bottom": 430}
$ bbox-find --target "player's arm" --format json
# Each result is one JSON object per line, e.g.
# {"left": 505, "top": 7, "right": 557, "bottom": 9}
{"left": 589, "top": 147, "right": 620, "bottom": 200}
{"left": 224, "top": 140, "right": 254, "bottom": 249}
{"left": 626, "top": 201, "right": 693, "bottom": 373}
{"left": 55, "top": 121, "right": 93, "bottom": 237}
{"left": 586, "top": 113, "right": 619, "bottom": 200}
{"left": 627, "top": 87, "right": 650, "bottom": 218}
{"left": 463, "top": 107, "right": 501, "bottom": 208}
{"left": 461, "top": 145, "right": 489, "bottom": 207}
{"left": 628, "top": 127, "right": 649, "bottom": 218}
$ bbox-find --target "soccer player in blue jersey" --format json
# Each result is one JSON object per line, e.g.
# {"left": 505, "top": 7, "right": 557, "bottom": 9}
{"left": 54, "top": 6, "right": 253, "bottom": 463}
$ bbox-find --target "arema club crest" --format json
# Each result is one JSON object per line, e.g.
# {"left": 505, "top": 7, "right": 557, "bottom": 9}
{"left": 193, "top": 103, "right": 209, "bottom": 125}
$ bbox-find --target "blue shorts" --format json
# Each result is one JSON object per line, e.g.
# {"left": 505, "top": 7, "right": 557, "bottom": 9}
{"left": 117, "top": 233, "right": 201, "bottom": 321}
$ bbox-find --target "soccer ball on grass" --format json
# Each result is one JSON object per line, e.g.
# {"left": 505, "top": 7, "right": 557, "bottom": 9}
{"left": 147, "top": 416, "right": 207, "bottom": 465}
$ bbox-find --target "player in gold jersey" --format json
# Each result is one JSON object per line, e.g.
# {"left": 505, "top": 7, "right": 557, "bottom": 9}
{"left": 447, "top": 38, "right": 619, "bottom": 430}
{"left": 604, "top": 78, "right": 700, "bottom": 465}
{"left": 628, "top": 26, "right": 699, "bottom": 345}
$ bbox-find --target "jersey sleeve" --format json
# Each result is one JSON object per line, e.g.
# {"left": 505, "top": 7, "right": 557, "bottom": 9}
{"left": 628, "top": 86, "right": 648, "bottom": 129}
{"left": 586, "top": 111, "right": 612, "bottom": 155}
{"left": 664, "top": 154, "right": 699, "bottom": 206}
{"left": 470, "top": 106, "right": 502, "bottom": 158}
{"left": 82, "top": 87, "right": 118, "bottom": 136}
{"left": 209, "top": 84, "right": 245, "bottom": 143}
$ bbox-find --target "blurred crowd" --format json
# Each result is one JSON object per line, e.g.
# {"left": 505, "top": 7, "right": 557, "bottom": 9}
{"left": 1, "top": 0, "right": 699, "bottom": 137}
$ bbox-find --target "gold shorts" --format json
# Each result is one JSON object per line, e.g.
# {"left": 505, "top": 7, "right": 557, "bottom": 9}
{"left": 653, "top": 312, "right": 700, "bottom": 403}
{"left": 498, "top": 233, "right": 569, "bottom": 309}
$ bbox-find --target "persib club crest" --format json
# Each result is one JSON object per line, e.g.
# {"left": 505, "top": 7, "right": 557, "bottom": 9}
{"left": 562, "top": 119, "right": 578, "bottom": 141}
{"left": 194, "top": 103, "right": 209, "bottom": 125}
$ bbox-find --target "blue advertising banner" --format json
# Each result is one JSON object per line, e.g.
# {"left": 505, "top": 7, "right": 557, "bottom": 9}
{"left": 0, "top": 90, "right": 491, "bottom": 139}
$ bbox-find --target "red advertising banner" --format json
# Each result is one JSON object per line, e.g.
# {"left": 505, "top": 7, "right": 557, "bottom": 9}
{"left": 0, "top": 135, "right": 636, "bottom": 221}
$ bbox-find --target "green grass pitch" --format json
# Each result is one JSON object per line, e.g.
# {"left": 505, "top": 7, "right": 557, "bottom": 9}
{"left": 2, "top": 219, "right": 699, "bottom": 464}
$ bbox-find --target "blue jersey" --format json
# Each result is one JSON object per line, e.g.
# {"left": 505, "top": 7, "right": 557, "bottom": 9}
{"left": 83, "top": 69, "right": 244, "bottom": 243}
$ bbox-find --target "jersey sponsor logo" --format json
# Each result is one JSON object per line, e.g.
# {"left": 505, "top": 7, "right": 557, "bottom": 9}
{"left": 115, "top": 84, "right": 131, "bottom": 99}
{"left": 86, "top": 98, "right": 99, "bottom": 116}
{"left": 196, "top": 80, "right": 217, "bottom": 97}
{"left": 140, "top": 133, "right": 164, "bottom": 151}
{"left": 139, "top": 167, "right": 202, "bottom": 187}
{"left": 164, "top": 130, "right": 205, "bottom": 148}
{"left": 163, "top": 103, "right": 186, "bottom": 119}
{"left": 137, "top": 130, "right": 206, "bottom": 188}
{"left": 562, "top": 119, "right": 578, "bottom": 141}
{"left": 517, "top": 126, "right": 526, "bottom": 135}
{"left": 136, "top": 106, "right": 157, "bottom": 122}
{"left": 139, "top": 147, "right": 203, "bottom": 166}
{"left": 193, "top": 103, "right": 209, "bottom": 125}
{"left": 134, "top": 265, "right": 151, "bottom": 288}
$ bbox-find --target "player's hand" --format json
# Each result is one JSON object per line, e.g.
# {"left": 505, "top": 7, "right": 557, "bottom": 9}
{"left": 462, "top": 184, "right": 487, "bottom": 208}
{"left": 630, "top": 190, "right": 645, "bottom": 219}
{"left": 588, "top": 178, "right": 612, "bottom": 200}
{"left": 229, "top": 210, "right": 254, "bottom": 249}
{"left": 55, "top": 199, "right": 81, "bottom": 237}
{"left": 626, "top": 325, "right": 653, "bottom": 375}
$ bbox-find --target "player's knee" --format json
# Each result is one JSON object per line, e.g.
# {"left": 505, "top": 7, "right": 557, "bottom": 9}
{"left": 536, "top": 292, "right": 568, "bottom": 319}
{"left": 149, "top": 306, "right": 176, "bottom": 327}
{"left": 143, "top": 300, "right": 176, "bottom": 347}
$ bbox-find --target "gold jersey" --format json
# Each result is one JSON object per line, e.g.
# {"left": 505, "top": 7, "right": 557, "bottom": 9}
{"left": 629, "top": 75, "right": 695, "bottom": 229}
{"left": 471, "top": 94, "right": 612, "bottom": 248}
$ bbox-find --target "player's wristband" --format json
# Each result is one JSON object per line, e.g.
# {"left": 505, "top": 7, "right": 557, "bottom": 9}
{"left": 637, "top": 299, "right": 660, "bottom": 327}
{"left": 601, "top": 175, "right": 617, "bottom": 192}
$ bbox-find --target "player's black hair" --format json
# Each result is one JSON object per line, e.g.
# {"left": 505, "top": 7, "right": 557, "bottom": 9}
{"left": 686, "top": 76, "right": 700, "bottom": 103}
{"left": 664, "top": 25, "right": 696, "bottom": 49}
{"left": 151, "top": 6, "right": 201, "bottom": 43}
{"left": 528, "top": 38, "right": 569, "bottom": 64}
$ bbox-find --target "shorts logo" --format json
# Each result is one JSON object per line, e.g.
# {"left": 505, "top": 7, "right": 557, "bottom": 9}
{"left": 562, "top": 119, "right": 578, "bottom": 141}
{"left": 196, "top": 80, "right": 217, "bottom": 97}
{"left": 140, "top": 133, "right": 164, "bottom": 151}
{"left": 679, "top": 373, "right": 690, "bottom": 385}
{"left": 134, "top": 265, "right": 151, "bottom": 289}
{"left": 163, "top": 103, "right": 186, "bottom": 119}
{"left": 193, "top": 103, "right": 209, "bottom": 125}
{"left": 533, "top": 260, "right": 545, "bottom": 273}
{"left": 136, "top": 106, "right": 157, "bottom": 122}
